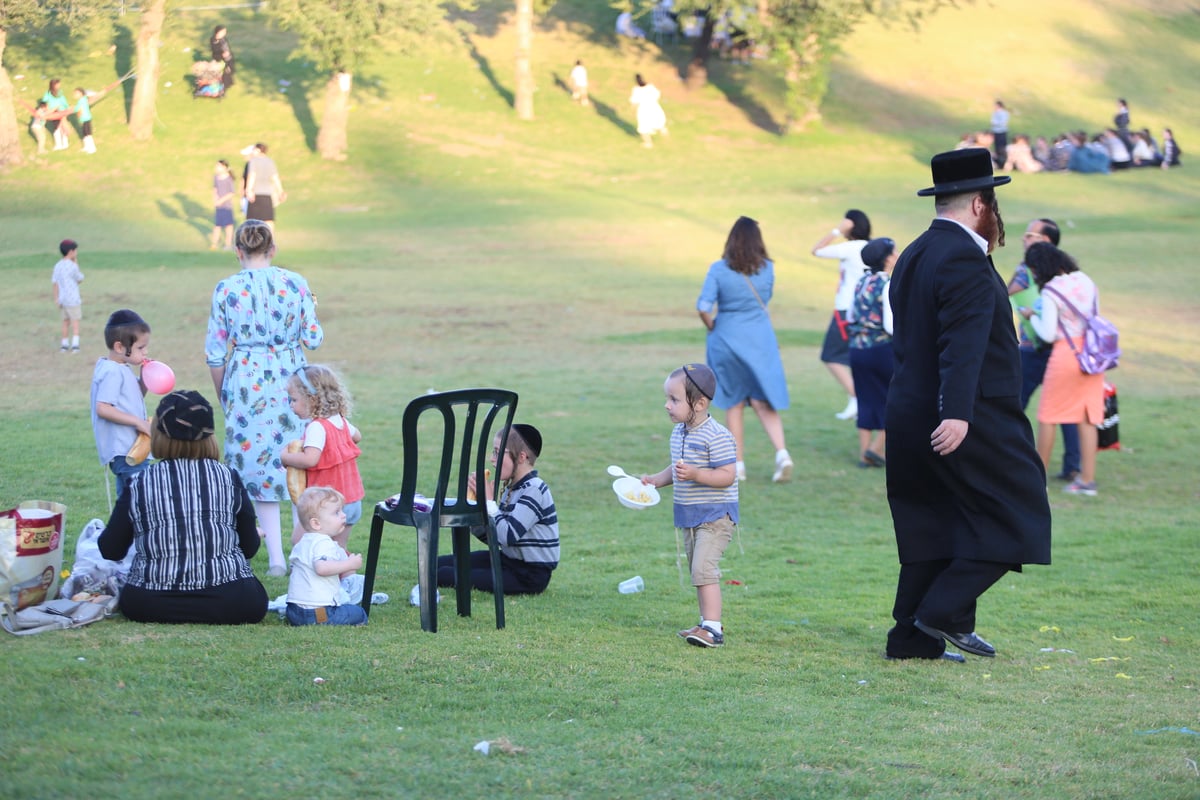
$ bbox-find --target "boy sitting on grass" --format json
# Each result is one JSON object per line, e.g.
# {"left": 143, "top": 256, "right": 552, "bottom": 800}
{"left": 285, "top": 486, "right": 367, "bottom": 626}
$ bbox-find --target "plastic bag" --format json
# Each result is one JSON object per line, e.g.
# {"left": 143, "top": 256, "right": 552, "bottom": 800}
{"left": 0, "top": 502, "right": 66, "bottom": 611}
{"left": 59, "top": 519, "right": 136, "bottom": 600}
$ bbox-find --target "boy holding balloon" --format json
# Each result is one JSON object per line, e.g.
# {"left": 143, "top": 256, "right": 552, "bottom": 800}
{"left": 90, "top": 309, "right": 157, "bottom": 497}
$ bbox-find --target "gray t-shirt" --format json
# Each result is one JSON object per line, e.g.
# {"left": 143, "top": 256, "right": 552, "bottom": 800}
{"left": 247, "top": 155, "right": 278, "bottom": 195}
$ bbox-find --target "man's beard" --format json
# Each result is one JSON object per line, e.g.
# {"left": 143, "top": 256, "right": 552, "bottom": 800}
{"left": 976, "top": 195, "right": 1006, "bottom": 254}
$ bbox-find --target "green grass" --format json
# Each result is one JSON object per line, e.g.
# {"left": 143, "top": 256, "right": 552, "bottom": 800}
{"left": 2, "top": 1, "right": 1199, "bottom": 797}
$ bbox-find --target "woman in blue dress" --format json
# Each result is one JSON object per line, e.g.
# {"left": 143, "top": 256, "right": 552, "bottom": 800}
{"left": 206, "top": 220, "right": 323, "bottom": 575}
{"left": 697, "top": 216, "right": 793, "bottom": 483}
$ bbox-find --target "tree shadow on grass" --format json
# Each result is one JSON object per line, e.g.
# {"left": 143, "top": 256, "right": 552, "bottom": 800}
{"left": 113, "top": 24, "right": 134, "bottom": 122}
{"left": 704, "top": 63, "right": 783, "bottom": 136}
{"left": 551, "top": 72, "right": 638, "bottom": 140}
{"left": 156, "top": 192, "right": 211, "bottom": 239}
{"left": 457, "top": 27, "right": 513, "bottom": 109}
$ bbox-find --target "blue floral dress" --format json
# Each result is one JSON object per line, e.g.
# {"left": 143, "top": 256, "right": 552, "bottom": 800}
{"left": 205, "top": 266, "right": 323, "bottom": 501}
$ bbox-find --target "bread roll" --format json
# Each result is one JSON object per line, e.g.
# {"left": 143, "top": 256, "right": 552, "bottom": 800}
{"left": 467, "top": 468, "right": 492, "bottom": 503}
{"left": 286, "top": 440, "right": 306, "bottom": 504}
{"left": 125, "top": 431, "right": 151, "bottom": 465}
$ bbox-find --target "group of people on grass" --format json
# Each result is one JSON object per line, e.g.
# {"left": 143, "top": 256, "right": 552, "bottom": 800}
{"left": 23, "top": 78, "right": 107, "bottom": 156}
{"left": 79, "top": 220, "right": 559, "bottom": 628}
{"left": 969, "top": 98, "right": 1181, "bottom": 175}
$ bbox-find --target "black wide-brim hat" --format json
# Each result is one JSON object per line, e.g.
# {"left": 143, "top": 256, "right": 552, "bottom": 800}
{"left": 916, "top": 148, "right": 1012, "bottom": 196}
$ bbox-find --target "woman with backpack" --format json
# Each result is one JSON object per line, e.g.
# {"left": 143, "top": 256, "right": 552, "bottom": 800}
{"left": 1018, "top": 243, "right": 1105, "bottom": 496}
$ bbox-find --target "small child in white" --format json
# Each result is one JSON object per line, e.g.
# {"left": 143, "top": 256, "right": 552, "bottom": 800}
{"left": 285, "top": 486, "right": 368, "bottom": 626}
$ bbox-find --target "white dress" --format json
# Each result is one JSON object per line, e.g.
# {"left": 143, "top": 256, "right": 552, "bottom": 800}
{"left": 630, "top": 84, "right": 667, "bottom": 135}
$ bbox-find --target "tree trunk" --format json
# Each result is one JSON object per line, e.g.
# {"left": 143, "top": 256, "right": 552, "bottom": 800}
{"left": 0, "top": 31, "right": 23, "bottom": 169}
{"left": 514, "top": 0, "right": 534, "bottom": 120}
{"left": 685, "top": 12, "right": 715, "bottom": 89}
{"left": 128, "top": 0, "right": 166, "bottom": 141}
{"left": 316, "top": 71, "right": 351, "bottom": 160}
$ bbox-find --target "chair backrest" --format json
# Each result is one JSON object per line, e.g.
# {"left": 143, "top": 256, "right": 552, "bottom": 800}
{"left": 395, "top": 389, "right": 518, "bottom": 528}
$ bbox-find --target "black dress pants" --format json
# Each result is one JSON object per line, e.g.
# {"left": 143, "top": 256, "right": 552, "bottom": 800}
{"left": 886, "top": 558, "right": 1012, "bottom": 658}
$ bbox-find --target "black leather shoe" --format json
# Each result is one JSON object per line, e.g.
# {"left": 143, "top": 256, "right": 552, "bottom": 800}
{"left": 885, "top": 651, "right": 966, "bottom": 663}
{"left": 914, "top": 620, "right": 996, "bottom": 657}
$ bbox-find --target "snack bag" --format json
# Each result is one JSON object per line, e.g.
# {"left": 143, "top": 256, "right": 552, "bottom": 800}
{"left": 0, "top": 502, "right": 67, "bottom": 611}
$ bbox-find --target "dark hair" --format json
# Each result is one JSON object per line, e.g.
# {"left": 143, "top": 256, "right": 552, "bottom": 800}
{"left": 669, "top": 366, "right": 711, "bottom": 412}
{"left": 255, "top": 142, "right": 268, "bottom": 154}
{"left": 212, "top": 24, "right": 226, "bottom": 38}
{"left": 236, "top": 220, "right": 274, "bottom": 256}
{"left": 635, "top": 74, "right": 646, "bottom": 87}
{"left": 48, "top": 79, "right": 61, "bottom": 93}
{"left": 1025, "top": 242, "right": 1079, "bottom": 289}
{"left": 104, "top": 309, "right": 151, "bottom": 352}
{"left": 1035, "top": 218, "right": 1061, "bottom": 246}
{"left": 59, "top": 239, "right": 77, "bottom": 256}
{"left": 722, "top": 216, "right": 770, "bottom": 275}
{"left": 217, "top": 159, "right": 229, "bottom": 170}
{"left": 74, "top": 86, "right": 86, "bottom": 96}
{"left": 845, "top": 209, "right": 871, "bottom": 241}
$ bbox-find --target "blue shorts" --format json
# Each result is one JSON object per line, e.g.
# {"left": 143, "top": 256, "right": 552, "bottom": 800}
{"left": 109, "top": 455, "right": 149, "bottom": 499}
{"left": 215, "top": 207, "right": 235, "bottom": 227}
{"left": 343, "top": 500, "right": 362, "bottom": 526}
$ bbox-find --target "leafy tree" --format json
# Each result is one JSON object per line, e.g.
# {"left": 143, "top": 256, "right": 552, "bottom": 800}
{"left": 270, "top": 0, "right": 461, "bottom": 160}
{"left": 627, "top": 0, "right": 962, "bottom": 133}
{"left": 0, "top": 1, "right": 104, "bottom": 166}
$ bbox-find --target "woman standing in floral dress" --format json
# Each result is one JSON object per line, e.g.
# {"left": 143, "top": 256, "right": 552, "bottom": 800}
{"left": 206, "top": 220, "right": 323, "bottom": 575}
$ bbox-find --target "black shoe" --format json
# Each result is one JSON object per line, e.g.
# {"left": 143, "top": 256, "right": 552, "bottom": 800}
{"left": 885, "top": 651, "right": 966, "bottom": 663}
{"left": 1054, "top": 470, "right": 1080, "bottom": 482}
{"left": 914, "top": 620, "right": 996, "bottom": 657}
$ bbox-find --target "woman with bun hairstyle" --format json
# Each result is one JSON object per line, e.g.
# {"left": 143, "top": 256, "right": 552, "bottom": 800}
{"left": 846, "top": 237, "right": 897, "bottom": 468}
{"left": 206, "top": 220, "right": 324, "bottom": 575}
{"left": 98, "top": 390, "right": 268, "bottom": 624}
{"left": 811, "top": 209, "right": 872, "bottom": 421}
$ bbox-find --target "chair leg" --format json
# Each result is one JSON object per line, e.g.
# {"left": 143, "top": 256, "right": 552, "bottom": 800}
{"left": 451, "top": 527, "right": 473, "bottom": 618}
{"left": 416, "top": 517, "right": 439, "bottom": 632}
{"left": 487, "top": 524, "right": 506, "bottom": 630}
{"left": 360, "top": 511, "right": 385, "bottom": 617}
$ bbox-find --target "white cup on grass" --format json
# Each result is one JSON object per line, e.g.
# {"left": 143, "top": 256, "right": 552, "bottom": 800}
{"left": 618, "top": 576, "right": 644, "bottom": 594}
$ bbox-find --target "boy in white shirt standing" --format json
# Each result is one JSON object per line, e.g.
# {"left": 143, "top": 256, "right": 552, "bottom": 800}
{"left": 51, "top": 239, "right": 84, "bottom": 352}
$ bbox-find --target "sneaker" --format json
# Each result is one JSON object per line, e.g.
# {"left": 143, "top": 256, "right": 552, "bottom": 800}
{"left": 60, "top": 345, "right": 69, "bottom": 352}
{"left": 835, "top": 397, "right": 858, "bottom": 420}
{"left": 370, "top": 592, "right": 390, "bottom": 605}
{"left": 677, "top": 624, "right": 703, "bottom": 639}
{"left": 772, "top": 451, "right": 793, "bottom": 483}
{"left": 70, "top": 345, "right": 79, "bottom": 353}
{"left": 686, "top": 625, "right": 724, "bottom": 648}
{"left": 1063, "top": 479, "right": 1097, "bottom": 496}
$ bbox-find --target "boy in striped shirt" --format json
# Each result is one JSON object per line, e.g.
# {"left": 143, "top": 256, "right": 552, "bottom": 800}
{"left": 642, "top": 363, "right": 738, "bottom": 647}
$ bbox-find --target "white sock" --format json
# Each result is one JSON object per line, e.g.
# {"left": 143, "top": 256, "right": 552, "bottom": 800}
{"left": 61, "top": 338, "right": 69, "bottom": 348}
{"left": 776, "top": 448, "right": 791, "bottom": 464}
{"left": 255, "top": 500, "right": 285, "bottom": 568}
{"left": 71, "top": 335, "right": 79, "bottom": 347}
{"left": 702, "top": 619, "right": 723, "bottom": 634}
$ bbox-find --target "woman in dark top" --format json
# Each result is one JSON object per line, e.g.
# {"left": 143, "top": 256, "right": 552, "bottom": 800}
{"left": 210, "top": 25, "right": 235, "bottom": 87}
{"left": 99, "top": 390, "right": 267, "bottom": 624}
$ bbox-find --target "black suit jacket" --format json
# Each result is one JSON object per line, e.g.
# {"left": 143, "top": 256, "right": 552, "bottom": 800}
{"left": 886, "top": 219, "right": 1051, "bottom": 566}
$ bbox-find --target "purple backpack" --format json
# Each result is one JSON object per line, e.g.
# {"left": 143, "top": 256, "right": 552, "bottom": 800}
{"left": 1042, "top": 286, "right": 1120, "bottom": 374}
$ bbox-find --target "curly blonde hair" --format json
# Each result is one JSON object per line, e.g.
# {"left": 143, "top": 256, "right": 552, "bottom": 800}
{"left": 287, "top": 364, "right": 353, "bottom": 420}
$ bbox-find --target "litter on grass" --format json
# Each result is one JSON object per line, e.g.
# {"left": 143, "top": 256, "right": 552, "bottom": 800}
{"left": 1135, "top": 727, "right": 1200, "bottom": 736}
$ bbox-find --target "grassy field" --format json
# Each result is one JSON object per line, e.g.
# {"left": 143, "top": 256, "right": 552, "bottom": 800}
{"left": 1, "top": 1, "right": 1199, "bottom": 797}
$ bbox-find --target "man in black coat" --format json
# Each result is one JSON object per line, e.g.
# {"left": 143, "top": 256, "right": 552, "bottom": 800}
{"left": 885, "top": 148, "right": 1052, "bottom": 661}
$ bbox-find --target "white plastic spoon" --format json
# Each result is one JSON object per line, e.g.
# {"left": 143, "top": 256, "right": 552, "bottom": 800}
{"left": 607, "top": 464, "right": 636, "bottom": 481}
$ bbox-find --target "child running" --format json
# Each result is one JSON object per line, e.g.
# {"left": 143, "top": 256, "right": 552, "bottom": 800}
{"left": 438, "top": 423, "right": 559, "bottom": 595}
{"left": 641, "top": 363, "right": 738, "bottom": 648}
{"left": 280, "top": 364, "right": 364, "bottom": 551}
{"left": 285, "top": 486, "right": 368, "bottom": 626}
{"left": 51, "top": 238, "right": 84, "bottom": 352}
{"left": 91, "top": 309, "right": 152, "bottom": 497}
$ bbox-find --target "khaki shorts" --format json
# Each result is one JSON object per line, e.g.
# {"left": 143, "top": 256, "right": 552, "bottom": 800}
{"left": 60, "top": 304, "right": 82, "bottom": 321}
{"left": 682, "top": 515, "right": 734, "bottom": 586}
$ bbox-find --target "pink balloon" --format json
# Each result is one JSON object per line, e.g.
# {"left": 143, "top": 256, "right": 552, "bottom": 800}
{"left": 141, "top": 359, "right": 176, "bottom": 395}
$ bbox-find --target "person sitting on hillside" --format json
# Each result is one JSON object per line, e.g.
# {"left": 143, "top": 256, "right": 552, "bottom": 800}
{"left": 1130, "top": 131, "right": 1161, "bottom": 167}
{"left": 1047, "top": 134, "right": 1075, "bottom": 171}
{"left": 1102, "top": 129, "right": 1132, "bottom": 170}
{"left": 616, "top": 11, "right": 646, "bottom": 38}
{"left": 954, "top": 132, "right": 979, "bottom": 150}
{"left": 1003, "top": 134, "right": 1043, "bottom": 173}
{"left": 1068, "top": 132, "right": 1110, "bottom": 174}
{"left": 1033, "top": 136, "right": 1052, "bottom": 168}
